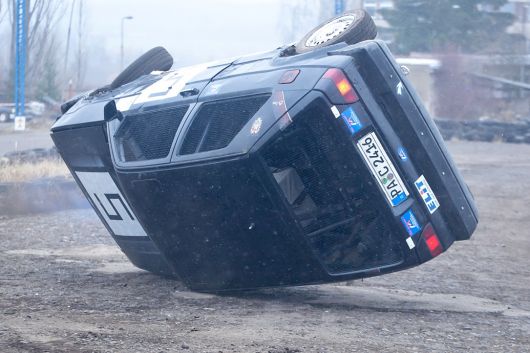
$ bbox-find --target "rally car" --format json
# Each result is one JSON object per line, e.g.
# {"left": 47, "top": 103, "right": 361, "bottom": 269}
{"left": 51, "top": 10, "right": 478, "bottom": 291}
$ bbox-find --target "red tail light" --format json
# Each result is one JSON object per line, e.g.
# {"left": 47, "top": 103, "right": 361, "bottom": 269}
{"left": 422, "top": 224, "right": 443, "bottom": 258}
{"left": 322, "top": 68, "right": 359, "bottom": 103}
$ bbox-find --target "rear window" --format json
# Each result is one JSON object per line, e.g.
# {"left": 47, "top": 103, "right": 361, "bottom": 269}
{"left": 260, "top": 98, "right": 403, "bottom": 274}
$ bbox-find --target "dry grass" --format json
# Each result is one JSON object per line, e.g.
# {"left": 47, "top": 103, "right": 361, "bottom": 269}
{"left": 0, "top": 159, "right": 71, "bottom": 183}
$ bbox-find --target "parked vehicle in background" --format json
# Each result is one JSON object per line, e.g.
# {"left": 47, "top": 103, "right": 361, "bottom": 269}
{"left": 0, "top": 105, "right": 10, "bottom": 123}
{"left": 0, "top": 101, "right": 47, "bottom": 123}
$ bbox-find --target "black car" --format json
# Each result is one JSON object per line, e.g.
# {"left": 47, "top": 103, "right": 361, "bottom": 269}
{"left": 51, "top": 10, "right": 478, "bottom": 291}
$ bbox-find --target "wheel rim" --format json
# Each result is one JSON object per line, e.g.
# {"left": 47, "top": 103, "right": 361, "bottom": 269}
{"left": 305, "top": 15, "right": 356, "bottom": 47}
{"left": 0, "top": 113, "right": 6, "bottom": 122}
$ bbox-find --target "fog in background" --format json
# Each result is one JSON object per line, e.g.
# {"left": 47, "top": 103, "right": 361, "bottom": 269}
{"left": 67, "top": 0, "right": 285, "bottom": 87}
{"left": 1, "top": 0, "right": 317, "bottom": 89}
{"left": 73, "top": 0, "right": 350, "bottom": 88}
{"left": 1, "top": 0, "right": 527, "bottom": 121}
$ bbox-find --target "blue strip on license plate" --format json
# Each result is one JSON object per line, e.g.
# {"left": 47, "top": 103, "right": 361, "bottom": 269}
{"left": 357, "top": 132, "right": 409, "bottom": 207}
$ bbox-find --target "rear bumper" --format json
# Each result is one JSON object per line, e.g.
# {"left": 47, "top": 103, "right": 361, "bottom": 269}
{"left": 330, "top": 41, "right": 478, "bottom": 245}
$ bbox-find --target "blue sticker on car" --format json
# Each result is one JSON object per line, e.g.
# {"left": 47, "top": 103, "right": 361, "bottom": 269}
{"left": 391, "top": 192, "right": 408, "bottom": 207}
{"left": 400, "top": 209, "right": 422, "bottom": 236}
{"left": 340, "top": 107, "right": 362, "bottom": 135}
{"left": 397, "top": 146, "right": 408, "bottom": 161}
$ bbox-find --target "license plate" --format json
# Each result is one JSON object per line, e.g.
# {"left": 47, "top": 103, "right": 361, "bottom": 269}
{"left": 357, "top": 132, "right": 409, "bottom": 207}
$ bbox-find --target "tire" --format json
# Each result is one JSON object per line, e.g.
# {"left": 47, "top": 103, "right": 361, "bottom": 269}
{"left": 110, "top": 46, "right": 173, "bottom": 90}
{"left": 0, "top": 112, "right": 8, "bottom": 123}
{"left": 295, "top": 9, "right": 377, "bottom": 54}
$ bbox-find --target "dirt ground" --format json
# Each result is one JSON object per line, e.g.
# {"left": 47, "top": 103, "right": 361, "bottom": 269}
{"left": 1, "top": 140, "right": 529, "bottom": 353}
{"left": 0, "top": 121, "right": 54, "bottom": 156}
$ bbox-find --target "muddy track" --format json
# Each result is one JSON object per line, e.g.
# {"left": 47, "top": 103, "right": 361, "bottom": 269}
{"left": 1, "top": 141, "right": 529, "bottom": 353}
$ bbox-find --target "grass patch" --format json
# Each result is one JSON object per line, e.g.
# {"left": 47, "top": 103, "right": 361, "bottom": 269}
{"left": 0, "top": 159, "right": 71, "bottom": 183}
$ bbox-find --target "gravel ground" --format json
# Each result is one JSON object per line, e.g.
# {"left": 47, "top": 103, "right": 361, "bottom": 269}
{"left": 1, "top": 140, "right": 529, "bottom": 353}
{"left": 0, "top": 131, "right": 54, "bottom": 157}
{"left": 0, "top": 120, "right": 55, "bottom": 157}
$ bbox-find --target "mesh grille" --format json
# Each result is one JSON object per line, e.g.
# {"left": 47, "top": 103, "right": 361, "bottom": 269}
{"left": 180, "top": 94, "right": 270, "bottom": 155}
{"left": 115, "top": 105, "right": 188, "bottom": 162}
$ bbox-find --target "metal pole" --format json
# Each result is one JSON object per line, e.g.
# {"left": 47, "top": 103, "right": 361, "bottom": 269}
{"left": 120, "top": 16, "right": 133, "bottom": 70}
{"left": 14, "top": 0, "right": 26, "bottom": 117}
{"left": 64, "top": 0, "right": 76, "bottom": 73}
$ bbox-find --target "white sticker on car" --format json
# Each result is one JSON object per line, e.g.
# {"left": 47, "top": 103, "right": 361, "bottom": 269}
{"left": 134, "top": 64, "right": 208, "bottom": 104}
{"left": 357, "top": 132, "right": 409, "bottom": 207}
{"left": 115, "top": 64, "right": 209, "bottom": 112}
{"left": 406, "top": 237, "right": 415, "bottom": 250}
{"left": 115, "top": 95, "right": 139, "bottom": 112}
{"left": 76, "top": 171, "right": 147, "bottom": 237}
{"left": 415, "top": 175, "right": 440, "bottom": 214}
{"left": 330, "top": 105, "right": 340, "bottom": 118}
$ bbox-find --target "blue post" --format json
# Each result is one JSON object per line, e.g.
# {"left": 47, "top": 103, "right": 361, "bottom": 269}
{"left": 14, "top": 0, "right": 26, "bottom": 117}
{"left": 335, "top": 0, "right": 344, "bottom": 15}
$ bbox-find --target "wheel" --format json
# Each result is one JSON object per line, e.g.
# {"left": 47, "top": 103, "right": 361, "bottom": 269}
{"left": 0, "top": 112, "right": 8, "bottom": 123}
{"left": 110, "top": 46, "right": 173, "bottom": 90}
{"left": 295, "top": 9, "right": 377, "bottom": 54}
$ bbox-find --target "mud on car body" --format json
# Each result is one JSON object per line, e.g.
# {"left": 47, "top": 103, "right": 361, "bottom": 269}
{"left": 51, "top": 10, "right": 477, "bottom": 291}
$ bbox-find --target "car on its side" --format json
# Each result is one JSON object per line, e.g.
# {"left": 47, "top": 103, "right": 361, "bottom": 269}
{"left": 51, "top": 10, "right": 477, "bottom": 291}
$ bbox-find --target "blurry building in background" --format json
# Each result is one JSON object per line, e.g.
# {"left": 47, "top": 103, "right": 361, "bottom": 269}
{"left": 363, "top": 0, "right": 394, "bottom": 42}
{"left": 366, "top": 0, "right": 530, "bottom": 120}
{"left": 395, "top": 52, "right": 530, "bottom": 121}
{"left": 504, "top": 0, "right": 530, "bottom": 51}
{"left": 440, "top": 0, "right": 530, "bottom": 120}
{"left": 395, "top": 57, "right": 440, "bottom": 115}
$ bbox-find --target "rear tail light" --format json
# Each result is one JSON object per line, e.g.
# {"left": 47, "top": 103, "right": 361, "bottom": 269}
{"left": 321, "top": 68, "right": 359, "bottom": 103}
{"left": 422, "top": 223, "right": 443, "bottom": 258}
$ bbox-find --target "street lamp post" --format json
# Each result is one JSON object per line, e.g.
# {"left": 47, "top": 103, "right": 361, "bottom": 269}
{"left": 335, "top": 0, "right": 344, "bottom": 15}
{"left": 120, "top": 16, "right": 133, "bottom": 70}
{"left": 522, "top": 5, "right": 530, "bottom": 55}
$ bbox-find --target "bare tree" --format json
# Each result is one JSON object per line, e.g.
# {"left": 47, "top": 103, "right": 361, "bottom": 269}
{"left": 26, "top": 0, "right": 65, "bottom": 97}
{"left": 279, "top": 0, "right": 324, "bottom": 44}
{"left": 0, "top": 0, "right": 6, "bottom": 25}
{"left": 6, "top": 0, "right": 65, "bottom": 100}
{"left": 74, "top": 0, "right": 87, "bottom": 91}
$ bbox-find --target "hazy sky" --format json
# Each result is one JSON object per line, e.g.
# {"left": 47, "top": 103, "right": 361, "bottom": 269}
{"left": 77, "top": 0, "right": 286, "bottom": 84}
{"left": 0, "top": 0, "right": 321, "bottom": 88}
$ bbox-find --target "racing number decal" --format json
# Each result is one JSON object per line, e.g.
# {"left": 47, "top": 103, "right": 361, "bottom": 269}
{"left": 75, "top": 172, "right": 147, "bottom": 237}
{"left": 93, "top": 193, "right": 135, "bottom": 221}
{"left": 115, "top": 64, "right": 209, "bottom": 111}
